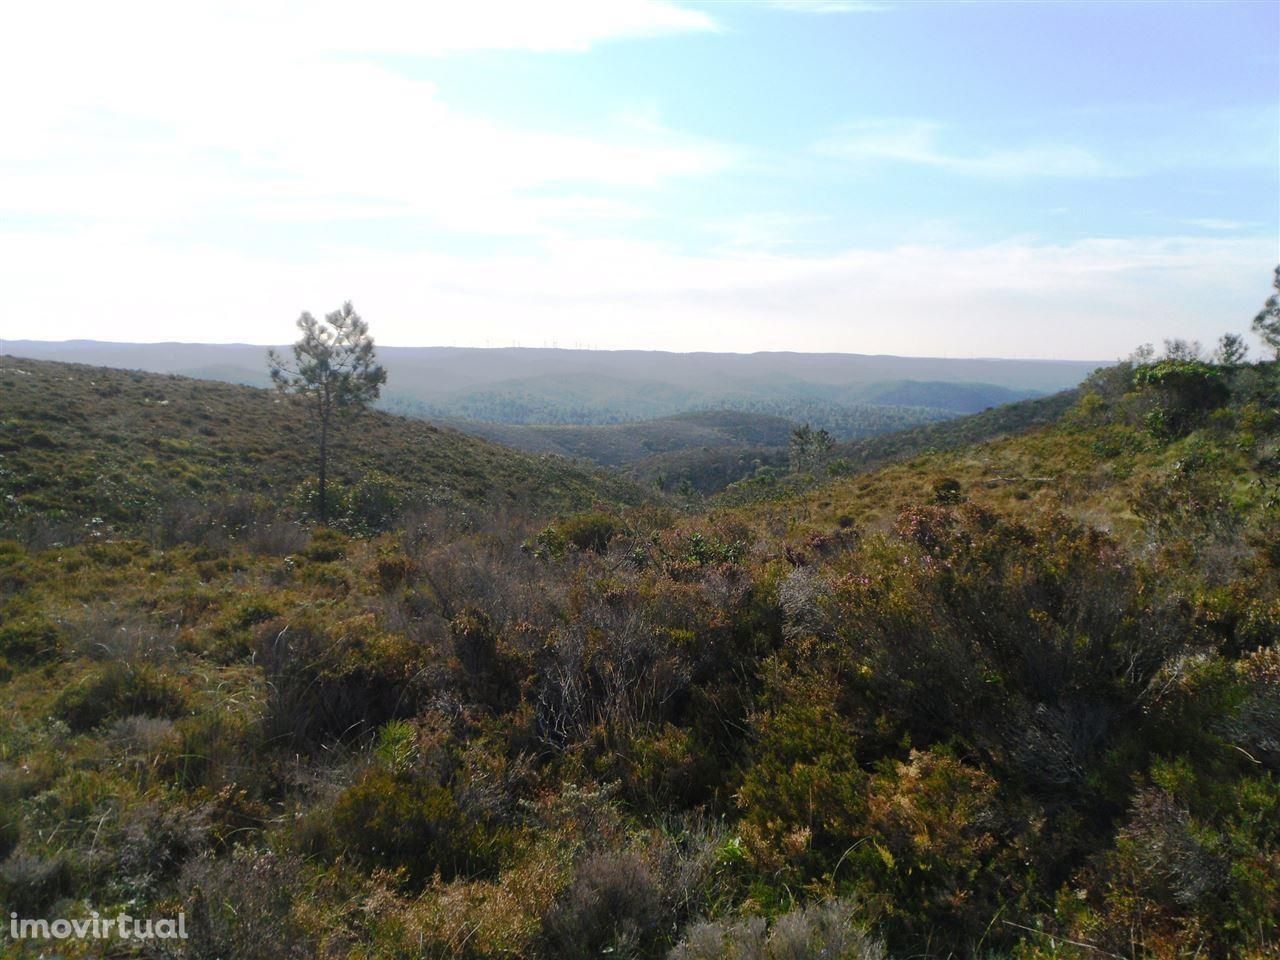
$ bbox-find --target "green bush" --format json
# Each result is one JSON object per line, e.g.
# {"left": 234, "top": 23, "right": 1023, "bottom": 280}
{"left": 301, "top": 526, "right": 346, "bottom": 561}
{"left": 52, "top": 663, "right": 188, "bottom": 731}
{"left": 932, "top": 476, "right": 963, "bottom": 504}
{"left": 680, "top": 531, "right": 746, "bottom": 567}
{"left": 738, "top": 697, "right": 866, "bottom": 877}
{"left": 338, "top": 471, "right": 402, "bottom": 534}
{"left": 374, "top": 719, "right": 419, "bottom": 775}
{"left": 1134, "top": 359, "right": 1230, "bottom": 438}
{"left": 0, "top": 611, "right": 61, "bottom": 666}
{"left": 540, "top": 511, "right": 625, "bottom": 556}
{"left": 318, "top": 768, "right": 510, "bottom": 885}
{"left": 255, "top": 616, "right": 422, "bottom": 748}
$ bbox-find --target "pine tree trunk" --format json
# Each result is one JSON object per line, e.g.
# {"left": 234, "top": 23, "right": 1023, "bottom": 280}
{"left": 318, "top": 413, "right": 329, "bottom": 525}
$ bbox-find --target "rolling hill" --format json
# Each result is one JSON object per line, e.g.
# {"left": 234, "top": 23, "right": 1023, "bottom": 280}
{"left": 4, "top": 340, "right": 1099, "bottom": 425}
{"left": 431, "top": 409, "right": 797, "bottom": 465}
{"left": 0, "top": 357, "right": 647, "bottom": 541}
{"left": 612, "top": 390, "right": 1080, "bottom": 498}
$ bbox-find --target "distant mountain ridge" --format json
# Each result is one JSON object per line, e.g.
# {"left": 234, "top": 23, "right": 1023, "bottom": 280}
{"left": 3, "top": 341, "right": 1103, "bottom": 429}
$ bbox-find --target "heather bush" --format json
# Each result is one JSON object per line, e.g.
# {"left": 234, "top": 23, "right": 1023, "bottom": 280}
{"left": 541, "top": 851, "right": 663, "bottom": 960}
{"left": 0, "top": 538, "right": 31, "bottom": 593}
{"left": 449, "top": 605, "right": 519, "bottom": 708}
{"left": 533, "top": 604, "right": 689, "bottom": 749}
{"left": 150, "top": 492, "right": 291, "bottom": 552}
{"left": 104, "top": 798, "right": 211, "bottom": 901}
{"left": 167, "top": 705, "right": 263, "bottom": 792}
{"left": 0, "top": 820, "right": 17, "bottom": 865}
{"left": 857, "top": 749, "right": 1037, "bottom": 946}
{"left": 1050, "top": 750, "right": 1280, "bottom": 958}
{"left": 1229, "top": 644, "right": 1280, "bottom": 768}
{"left": 105, "top": 714, "right": 178, "bottom": 773}
{"left": 0, "top": 852, "right": 71, "bottom": 915}
{"left": 1131, "top": 456, "right": 1241, "bottom": 552}
{"left": 374, "top": 544, "right": 414, "bottom": 591}
{"left": 180, "top": 848, "right": 315, "bottom": 960}
{"left": 670, "top": 899, "right": 885, "bottom": 960}
{"left": 69, "top": 603, "right": 179, "bottom": 663}
{"left": 1116, "top": 787, "right": 1229, "bottom": 911}
{"left": 607, "top": 722, "right": 722, "bottom": 811}
{"left": 0, "top": 772, "right": 20, "bottom": 861}
{"left": 832, "top": 506, "right": 1186, "bottom": 772}
{"left": 932, "top": 476, "right": 963, "bottom": 504}
{"left": 737, "top": 694, "right": 865, "bottom": 878}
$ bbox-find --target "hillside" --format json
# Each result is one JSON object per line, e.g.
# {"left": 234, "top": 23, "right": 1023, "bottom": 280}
{"left": 629, "top": 444, "right": 791, "bottom": 495}
{"left": 852, "top": 378, "right": 1039, "bottom": 413}
{"left": 1, "top": 353, "right": 1277, "bottom": 960}
{"left": 428, "top": 394, "right": 1074, "bottom": 498}
{"left": 832, "top": 387, "right": 1080, "bottom": 466}
{"left": 394, "top": 378, "right": 1030, "bottom": 430}
{"left": 5, "top": 340, "right": 1094, "bottom": 426}
{"left": 614, "top": 390, "right": 1078, "bottom": 500}
{"left": 430, "top": 409, "right": 798, "bottom": 465}
{"left": 0, "top": 358, "right": 646, "bottom": 541}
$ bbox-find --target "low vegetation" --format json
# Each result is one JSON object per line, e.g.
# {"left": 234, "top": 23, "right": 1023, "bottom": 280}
{"left": 0, "top": 347, "right": 1276, "bottom": 958}
{"left": 0, "top": 358, "right": 647, "bottom": 545}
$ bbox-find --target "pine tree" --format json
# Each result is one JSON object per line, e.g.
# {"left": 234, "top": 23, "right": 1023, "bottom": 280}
{"left": 1253, "top": 265, "right": 1280, "bottom": 359}
{"left": 268, "top": 302, "right": 387, "bottom": 524}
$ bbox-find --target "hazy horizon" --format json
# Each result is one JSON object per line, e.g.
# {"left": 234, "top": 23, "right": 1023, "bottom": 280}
{"left": 1, "top": 336, "right": 1111, "bottom": 365}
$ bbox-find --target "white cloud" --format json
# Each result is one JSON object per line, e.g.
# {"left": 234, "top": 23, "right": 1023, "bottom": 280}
{"left": 706, "top": 212, "right": 828, "bottom": 250}
{"left": 3, "top": 1, "right": 717, "bottom": 66}
{"left": 764, "top": 1, "right": 891, "bottom": 13}
{"left": 0, "top": 2, "right": 727, "bottom": 234}
{"left": 1183, "top": 218, "right": 1249, "bottom": 231}
{"left": 818, "top": 119, "right": 1114, "bottom": 178}
{"left": 276, "top": 0, "right": 718, "bottom": 55}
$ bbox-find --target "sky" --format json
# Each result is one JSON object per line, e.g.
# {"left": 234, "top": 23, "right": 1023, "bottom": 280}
{"left": 1, "top": 0, "right": 1277, "bottom": 360}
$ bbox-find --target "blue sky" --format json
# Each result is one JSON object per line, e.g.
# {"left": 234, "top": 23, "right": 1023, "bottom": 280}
{"left": 1, "top": 0, "right": 1276, "bottom": 359}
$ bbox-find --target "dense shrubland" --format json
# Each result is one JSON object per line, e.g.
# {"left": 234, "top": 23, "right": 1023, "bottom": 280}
{"left": 0, "top": 353, "right": 1277, "bottom": 958}
{"left": 424, "top": 403, "right": 961, "bottom": 498}
{"left": 387, "top": 384, "right": 1011, "bottom": 435}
